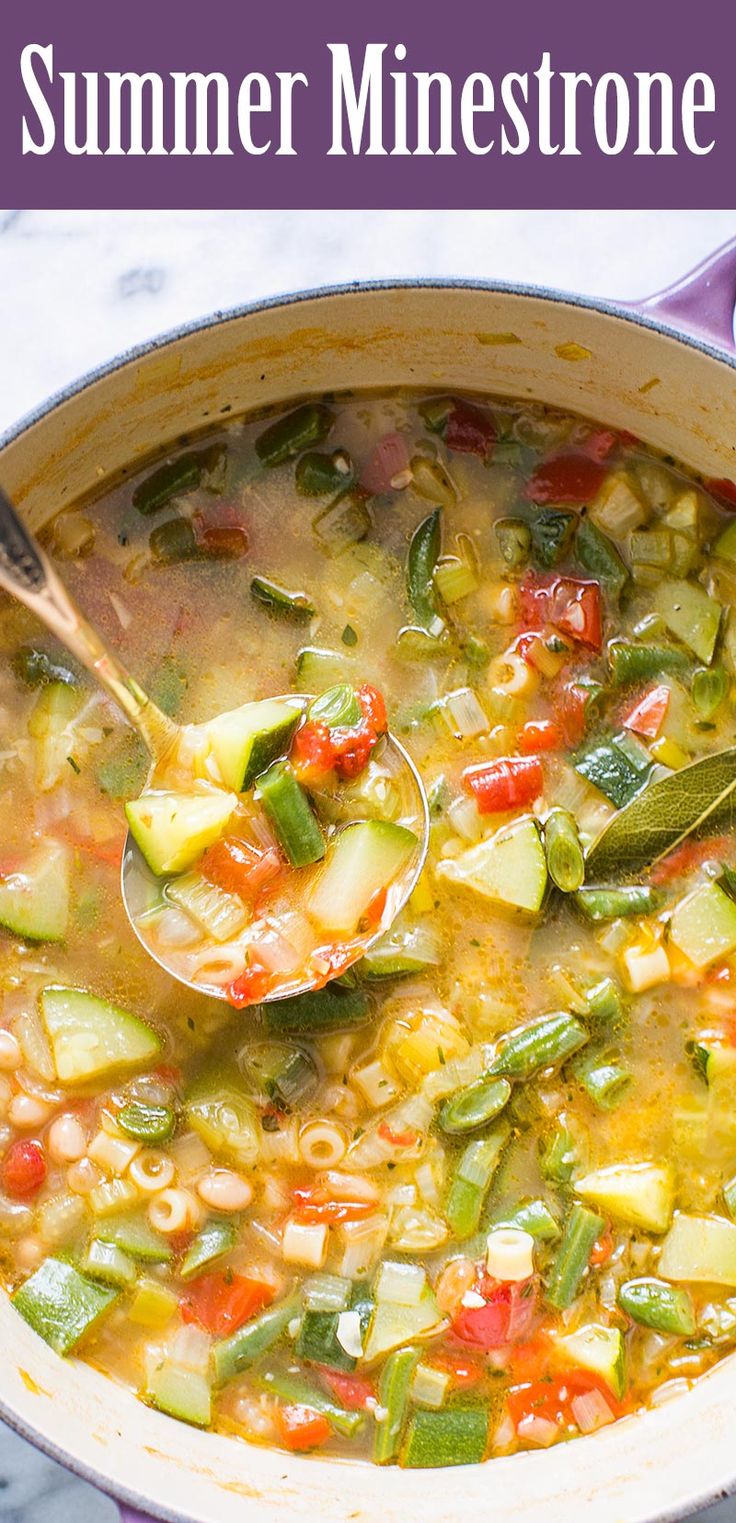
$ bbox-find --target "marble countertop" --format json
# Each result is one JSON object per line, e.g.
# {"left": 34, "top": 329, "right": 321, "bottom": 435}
{"left": 0, "top": 207, "right": 735, "bottom": 1523}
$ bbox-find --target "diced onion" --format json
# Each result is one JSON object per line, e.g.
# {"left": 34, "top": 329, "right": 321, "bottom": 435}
{"left": 571, "top": 1389, "right": 615, "bottom": 1433}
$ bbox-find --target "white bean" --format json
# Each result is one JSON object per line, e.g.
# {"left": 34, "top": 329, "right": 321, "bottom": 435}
{"left": 197, "top": 1169, "right": 253, "bottom": 1212}
{"left": 66, "top": 1157, "right": 104, "bottom": 1196}
{"left": 0, "top": 1031, "right": 21, "bottom": 1071}
{"left": 47, "top": 1115, "right": 87, "bottom": 1164}
{"left": 8, "top": 1094, "right": 52, "bottom": 1130}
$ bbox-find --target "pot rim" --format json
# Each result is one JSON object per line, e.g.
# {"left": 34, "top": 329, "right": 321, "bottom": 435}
{"left": 1, "top": 272, "right": 735, "bottom": 1523}
{"left": 1, "top": 273, "right": 735, "bottom": 462}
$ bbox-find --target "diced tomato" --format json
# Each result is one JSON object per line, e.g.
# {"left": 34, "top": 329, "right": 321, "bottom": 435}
{"left": 651, "top": 834, "right": 733, "bottom": 886}
{"left": 291, "top": 684, "right": 388, "bottom": 785}
{"left": 52, "top": 823, "right": 126, "bottom": 867}
{"left": 195, "top": 524, "right": 249, "bottom": 559}
{"left": 377, "top": 1121, "right": 418, "bottom": 1148}
{"left": 589, "top": 1228, "right": 614, "bottom": 1267}
{"left": 520, "top": 572, "right": 602, "bottom": 651}
{"left": 706, "top": 477, "right": 736, "bottom": 511}
{"left": 318, "top": 1369, "right": 375, "bottom": 1409}
{"left": 452, "top": 1277, "right": 537, "bottom": 1350}
{"left": 201, "top": 837, "right": 282, "bottom": 901}
{"left": 291, "top": 720, "right": 337, "bottom": 783}
{"left": 579, "top": 428, "right": 619, "bottom": 463}
{"left": 2, "top": 1139, "right": 46, "bottom": 1198}
{"left": 292, "top": 1186, "right": 375, "bottom": 1226}
{"left": 180, "top": 1272, "right": 275, "bottom": 1337}
{"left": 518, "top": 720, "right": 564, "bottom": 754}
{"left": 361, "top": 433, "right": 411, "bottom": 494}
{"left": 226, "top": 960, "right": 273, "bottom": 1007}
{"left": 507, "top": 1369, "right": 628, "bottom": 1429}
{"left": 357, "top": 684, "right": 388, "bottom": 738}
{"left": 556, "top": 679, "right": 592, "bottom": 747}
{"left": 621, "top": 684, "right": 670, "bottom": 739}
{"left": 525, "top": 453, "right": 607, "bottom": 506}
{"left": 364, "top": 886, "right": 387, "bottom": 928}
{"left": 430, "top": 1350, "right": 485, "bottom": 1390}
{"left": 444, "top": 401, "right": 496, "bottom": 460}
{"left": 275, "top": 1404, "right": 332, "bottom": 1451}
{"left": 152, "top": 1064, "right": 182, "bottom": 1087}
{"left": 464, "top": 756, "right": 543, "bottom": 815}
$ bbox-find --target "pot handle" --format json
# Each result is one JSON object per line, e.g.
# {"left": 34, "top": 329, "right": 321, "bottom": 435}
{"left": 620, "top": 235, "right": 736, "bottom": 353}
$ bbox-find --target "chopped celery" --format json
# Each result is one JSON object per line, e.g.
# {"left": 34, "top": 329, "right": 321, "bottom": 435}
{"left": 433, "top": 555, "right": 478, "bottom": 605}
{"left": 145, "top": 1360, "right": 212, "bottom": 1427}
{"left": 670, "top": 882, "right": 736, "bottom": 969}
{"left": 129, "top": 1278, "right": 178, "bottom": 1328}
{"left": 166, "top": 872, "right": 248, "bottom": 943}
{"left": 445, "top": 1124, "right": 510, "bottom": 1239}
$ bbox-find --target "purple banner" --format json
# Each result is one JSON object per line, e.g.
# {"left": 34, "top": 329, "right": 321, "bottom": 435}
{"left": 0, "top": 0, "right": 734, "bottom": 208}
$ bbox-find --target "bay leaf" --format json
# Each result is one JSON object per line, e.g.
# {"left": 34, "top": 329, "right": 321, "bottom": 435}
{"left": 585, "top": 747, "right": 736, "bottom": 880}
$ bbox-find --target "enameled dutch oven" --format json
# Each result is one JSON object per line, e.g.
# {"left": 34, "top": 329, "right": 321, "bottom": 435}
{"left": 1, "top": 239, "right": 736, "bottom": 1523}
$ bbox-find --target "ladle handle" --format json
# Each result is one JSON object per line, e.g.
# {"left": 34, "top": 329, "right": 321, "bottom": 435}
{"left": 0, "top": 486, "right": 176, "bottom": 761}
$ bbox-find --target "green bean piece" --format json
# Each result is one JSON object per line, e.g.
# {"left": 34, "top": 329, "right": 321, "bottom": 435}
{"left": 118, "top": 1102, "right": 175, "bottom": 1145}
{"left": 540, "top": 1118, "right": 577, "bottom": 1184}
{"left": 575, "top": 518, "right": 629, "bottom": 598}
{"left": 544, "top": 809, "right": 585, "bottom": 893}
{"left": 438, "top": 1076, "right": 512, "bottom": 1136}
{"left": 313, "top": 491, "right": 372, "bottom": 555}
{"left": 490, "top": 1012, "right": 588, "bottom": 1081}
{"left": 692, "top": 665, "right": 729, "bottom": 720}
{"left": 574, "top": 886, "right": 662, "bottom": 923}
{"left": 12, "top": 647, "right": 79, "bottom": 689}
{"left": 618, "top": 1278, "right": 695, "bottom": 1336}
{"left": 250, "top": 576, "right": 316, "bottom": 621}
{"left": 495, "top": 517, "right": 531, "bottom": 568}
{"left": 149, "top": 517, "right": 198, "bottom": 564}
{"left": 545, "top": 1203, "right": 604, "bottom": 1310}
{"left": 295, "top": 449, "right": 354, "bottom": 497}
{"left": 257, "top": 761, "right": 325, "bottom": 868}
{"left": 258, "top": 1369, "right": 363, "bottom": 1437}
{"left": 609, "top": 641, "right": 690, "bottom": 686}
{"left": 445, "top": 1124, "right": 510, "bottom": 1240}
{"left": 180, "top": 1218, "right": 238, "bottom": 1282}
{"left": 255, "top": 404, "right": 333, "bottom": 468}
{"left": 408, "top": 509, "right": 444, "bottom": 634}
{"left": 491, "top": 1197, "right": 560, "bottom": 1242}
{"left": 132, "top": 447, "right": 221, "bottom": 515}
{"left": 570, "top": 1047, "right": 631, "bottom": 1111}
{"left": 374, "top": 1346, "right": 421, "bottom": 1464}
{"left": 212, "top": 1298, "right": 299, "bottom": 1386}
{"left": 530, "top": 509, "right": 577, "bottom": 569}
{"left": 585, "top": 977, "right": 626, "bottom": 1032}
{"left": 308, "top": 683, "right": 361, "bottom": 729}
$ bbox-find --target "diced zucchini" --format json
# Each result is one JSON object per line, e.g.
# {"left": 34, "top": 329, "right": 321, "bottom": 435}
{"left": 250, "top": 576, "right": 315, "bottom": 620}
{"left": 12, "top": 1257, "right": 119, "bottom": 1354}
{"left": 262, "top": 983, "right": 371, "bottom": 1036}
{"left": 40, "top": 986, "right": 162, "bottom": 1084}
{"left": 97, "top": 1210, "right": 172, "bottom": 1264}
{"left": 574, "top": 738, "right": 650, "bottom": 808}
{"left": 206, "top": 698, "right": 302, "bottom": 792}
{"left": 185, "top": 1063, "right": 260, "bottom": 1168}
{"left": 436, "top": 816, "right": 547, "bottom": 914}
{"left": 125, "top": 785, "right": 238, "bottom": 877}
{"left": 308, "top": 821, "right": 418, "bottom": 937}
{"left": 670, "top": 882, "right": 736, "bottom": 969}
{"left": 360, "top": 921, "right": 442, "bottom": 979}
{"left": 554, "top": 1323, "right": 626, "bottom": 1399}
{"left": 400, "top": 1406, "right": 489, "bottom": 1468}
{"left": 296, "top": 1309, "right": 357, "bottom": 1372}
{"left": 28, "top": 681, "right": 82, "bottom": 792}
{"left": 82, "top": 1239, "right": 137, "bottom": 1287}
{"left": 574, "top": 1162, "right": 674, "bottom": 1234}
{"left": 363, "top": 1284, "right": 442, "bottom": 1362}
{"left": 653, "top": 578, "right": 722, "bottom": 665}
{"left": 0, "top": 845, "right": 70, "bottom": 943}
{"left": 659, "top": 1213, "right": 736, "bottom": 1286}
{"left": 714, "top": 519, "right": 736, "bottom": 564}
{"left": 145, "top": 1359, "right": 212, "bottom": 1427}
{"left": 295, "top": 646, "right": 356, "bottom": 693}
{"left": 180, "top": 1218, "right": 238, "bottom": 1281}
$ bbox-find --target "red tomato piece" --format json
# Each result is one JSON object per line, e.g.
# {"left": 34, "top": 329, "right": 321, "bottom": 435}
{"left": 357, "top": 684, "right": 388, "bottom": 738}
{"left": 556, "top": 679, "right": 592, "bottom": 747}
{"left": 651, "top": 834, "right": 733, "bottom": 886}
{"left": 360, "top": 433, "right": 411, "bottom": 494}
{"left": 2, "top": 1139, "right": 46, "bottom": 1198}
{"left": 226, "top": 961, "right": 273, "bottom": 1007}
{"left": 589, "top": 1228, "right": 614, "bottom": 1267}
{"left": 430, "top": 1350, "right": 485, "bottom": 1390}
{"left": 377, "top": 1121, "right": 418, "bottom": 1148}
{"left": 579, "top": 428, "right": 618, "bottom": 463}
{"left": 444, "top": 402, "right": 496, "bottom": 460}
{"left": 525, "top": 454, "right": 607, "bottom": 506}
{"left": 275, "top": 1404, "right": 333, "bottom": 1451}
{"left": 520, "top": 573, "right": 602, "bottom": 651}
{"left": 452, "top": 1277, "right": 537, "bottom": 1350}
{"left": 621, "top": 684, "right": 670, "bottom": 739}
{"left": 706, "top": 477, "right": 736, "bottom": 511}
{"left": 518, "top": 720, "right": 564, "bottom": 754}
{"left": 201, "top": 837, "right": 282, "bottom": 901}
{"left": 292, "top": 1186, "right": 375, "bottom": 1226}
{"left": 291, "top": 685, "right": 388, "bottom": 784}
{"left": 464, "top": 756, "right": 543, "bottom": 815}
{"left": 195, "top": 524, "right": 249, "bottom": 560}
{"left": 180, "top": 1273, "right": 275, "bottom": 1337}
{"left": 507, "top": 1369, "right": 627, "bottom": 1429}
{"left": 318, "top": 1370, "right": 375, "bottom": 1409}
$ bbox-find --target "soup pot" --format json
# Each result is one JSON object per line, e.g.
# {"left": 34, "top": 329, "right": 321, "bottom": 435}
{"left": 1, "top": 238, "right": 736, "bottom": 1523}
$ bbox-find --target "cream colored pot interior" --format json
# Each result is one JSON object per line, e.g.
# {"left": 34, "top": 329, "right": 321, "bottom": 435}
{"left": 1, "top": 284, "right": 736, "bottom": 1523}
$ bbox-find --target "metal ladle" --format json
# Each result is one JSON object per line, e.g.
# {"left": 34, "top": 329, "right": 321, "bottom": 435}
{"left": 0, "top": 486, "right": 429, "bottom": 1002}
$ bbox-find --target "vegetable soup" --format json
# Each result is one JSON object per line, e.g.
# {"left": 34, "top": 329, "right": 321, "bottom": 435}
{"left": 3, "top": 390, "right": 736, "bottom": 1467}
